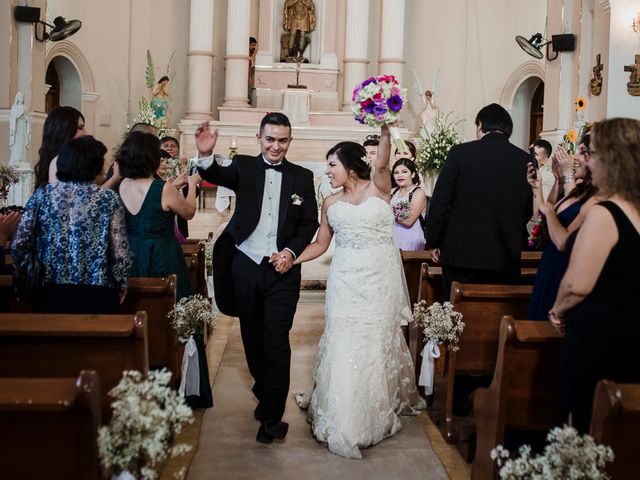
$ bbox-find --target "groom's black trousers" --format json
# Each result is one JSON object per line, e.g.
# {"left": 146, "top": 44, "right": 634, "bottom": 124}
{"left": 231, "top": 251, "right": 301, "bottom": 422}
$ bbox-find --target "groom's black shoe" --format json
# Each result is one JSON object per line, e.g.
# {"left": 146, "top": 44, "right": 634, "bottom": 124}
{"left": 253, "top": 404, "right": 264, "bottom": 422}
{"left": 256, "top": 420, "right": 289, "bottom": 444}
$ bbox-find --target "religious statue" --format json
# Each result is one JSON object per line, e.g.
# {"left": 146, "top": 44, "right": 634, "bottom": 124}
{"left": 283, "top": 0, "right": 316, "bottom": 61}
{"left": 151, "top": 75, "right": 170, "bottom": 119}
{"left": 589, "top": 53, "right": 603, "bottom": 96}
{"left": 9, "top": 92, "right": 31, "bottom": 167}
{"left": 420, "top": 90, "right": 439, "bottom": 135}
{"left": 624, "top": 54, "right": 640, "bottom": 96}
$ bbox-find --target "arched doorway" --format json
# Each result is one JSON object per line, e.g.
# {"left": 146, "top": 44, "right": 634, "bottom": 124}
{"left": 529, "top": 82, "right": 544, "bottom": 144}
{"left": 511, "top": 77, "right": 543, "bottom": 150}
{"left": 45, "top": 56, "right": 82, "bottom": 111}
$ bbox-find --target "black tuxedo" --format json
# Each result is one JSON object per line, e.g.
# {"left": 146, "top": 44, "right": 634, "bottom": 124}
{"left": 199, "top": 154, "right": 318, "bottom": 422}
{"left": 425, "top": 133, "right": 532, "bottom": 293}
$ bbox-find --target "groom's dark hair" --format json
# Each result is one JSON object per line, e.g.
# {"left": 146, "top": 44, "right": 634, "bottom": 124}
{"left": 260, "top": 112, "right": 291, "bottom": 134}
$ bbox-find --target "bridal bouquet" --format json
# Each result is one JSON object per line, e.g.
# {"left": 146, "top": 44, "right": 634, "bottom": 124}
{"left": 351, "top": 75, "right": 408, "bottom": 152}
{"left": 98, "top": 369, "right": 194, "bottom": 480}
{"left": 163, "top": 157, "right": 183, "bottom": 180}
{"left": 491, "top": 425, "right": 614, "bottom": 479}
{"left": 168, "top": 294, "right": 218, "bottom": 340}
{"left": 415, "top": 111, "right": 463, "bottom": 175}
{"left": 392, "top": 200, "right": 412, "bottom": 221}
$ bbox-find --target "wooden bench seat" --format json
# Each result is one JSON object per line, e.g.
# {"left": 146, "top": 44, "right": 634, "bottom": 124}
{"left": 590, "top": 380, "right": 640, "bottom": 479}
{"left": 0, "top": 312, "right": 148, "bottom": 418}
{"left": 472, "top": 317, "right": 562, "bottom": 480}
{"left": 0, "top": 370, "right": 101, "bottom": 479}
{"left": 182, "top": 240, "right": 208, "bottom": 300}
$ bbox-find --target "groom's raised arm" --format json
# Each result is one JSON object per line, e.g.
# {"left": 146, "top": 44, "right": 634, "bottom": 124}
{"left": 195, "top": 122, "right": 240, "bottom": 189}
{"left": 285, "top": 169, "right": 319, "bottom": 257}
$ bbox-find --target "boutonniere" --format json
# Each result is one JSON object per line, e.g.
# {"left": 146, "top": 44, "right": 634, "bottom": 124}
{"left": 291, "top": 194, "right": 303, "bottom": 206}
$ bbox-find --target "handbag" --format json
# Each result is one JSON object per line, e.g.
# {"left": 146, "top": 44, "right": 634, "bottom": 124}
{"left": 13, "top": 201, "right": 45, "bottom": 304}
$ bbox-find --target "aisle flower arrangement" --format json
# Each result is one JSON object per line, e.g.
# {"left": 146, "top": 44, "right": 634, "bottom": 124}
{"left": 351, "top": 75, "right": 408, "bottom": 152}
{"left": 560, "top": 97, "right": 591, "bottom": 155}
{"left": 415, "top": 111, "right": 462, "bottom": 175}
{"left": 168, "top": 294, "right": 218, "bottom": 340}
{"left": 97, "top": 369, "right": 193, "bottom": 480}
{"left": 491, "top": 425, "right": 614, "bottom": 479}
{"left": 199, "top": 239, "right": 214, "bottom": 276}
{"left": 413, "top": 301, "right": 465, "bottom": 395}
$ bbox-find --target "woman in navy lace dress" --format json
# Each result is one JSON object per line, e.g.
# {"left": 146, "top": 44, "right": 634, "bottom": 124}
{"left": 527, "top": 132, "right": 599, "bottom": 320}
{"left": 13, "top": 136, "right": 131, "bottom": 313}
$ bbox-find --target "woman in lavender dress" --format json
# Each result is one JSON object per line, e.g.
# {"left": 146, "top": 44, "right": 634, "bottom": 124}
{"left": 390, "top": 159, "right": 427, "bottom": 250}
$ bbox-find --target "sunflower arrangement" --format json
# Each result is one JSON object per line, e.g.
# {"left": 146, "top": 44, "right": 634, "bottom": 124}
{"left": 561, "top": 97, "right": 590, "bottom": 155}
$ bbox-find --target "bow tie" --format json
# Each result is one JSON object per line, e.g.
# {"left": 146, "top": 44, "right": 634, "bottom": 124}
{"left": 264, "top": 162, "right": 283, "bottom": 172}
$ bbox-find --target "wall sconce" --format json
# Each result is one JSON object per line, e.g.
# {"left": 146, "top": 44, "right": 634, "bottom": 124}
{"left": 13, "top": 6, "right": 81, "bottom": 42}
{"left": 516, "top": 33, "right": 576, "bottom": 61}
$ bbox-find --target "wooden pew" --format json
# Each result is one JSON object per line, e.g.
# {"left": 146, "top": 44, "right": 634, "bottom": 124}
{"left": 400, "top": 250, "right": 436, "bottom": 308}
{"left": 590, "top": 380, "right": 640, "bottom": 479}
{"left": 182, "top": 240, "right": 208, "bottom": 299}
{"left": 121, "top": 276, "right": 178, "bottom": 379}
{"left": 436, "top": 282, "right": 532, "bottom": 445}
{"left": 472, "top": 317, "right": 562, "bottom": 480}
{"left": 0, "top": 274, "right": 31, "bottom": 313}
{"left": 0, "top": 312, "right": 148, "bottom": 418}
{"left": 0, "top": 370, "right": 101, "bottom": 479}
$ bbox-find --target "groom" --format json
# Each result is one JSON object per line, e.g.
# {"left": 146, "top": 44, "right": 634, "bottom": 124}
{"left": 195, "top": 112, "right": 319, "bottom": 443}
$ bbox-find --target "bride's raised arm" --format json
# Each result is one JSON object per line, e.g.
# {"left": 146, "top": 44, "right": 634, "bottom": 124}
{"left": 372, "top": 125, "right": 392, "bottom": 195}
{"left": 289, "top": 197, "right": 335, "bottom": 265}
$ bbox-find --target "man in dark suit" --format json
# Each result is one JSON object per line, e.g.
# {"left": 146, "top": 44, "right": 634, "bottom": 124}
{"left": 194, "top": 113, "right": 319, "bottom": 444}
{"left": 426, "top": 103, "right": 532, "bottom": 296}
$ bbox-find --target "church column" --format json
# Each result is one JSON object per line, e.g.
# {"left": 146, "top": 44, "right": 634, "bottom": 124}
{"left": 342, "top": 0, "right": 370, "bottom": 111}
{"left": 255, "top": 0, "right": 276, "bottom": 67}
{"left": 222, "top": 0, "right": 250, "bottom": 107}
{"left": 319, "top": 0, "right": 338, "bottom": 70}
{"left": 185, "top": 0, "right": 215, "bottom": 120}
{"left": 379, "top": 0, "right": 406, "bottom": 85}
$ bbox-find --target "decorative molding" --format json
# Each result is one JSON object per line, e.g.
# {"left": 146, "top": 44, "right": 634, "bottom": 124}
{"left": 81, "top": 91, "right": 99, "bottom": 102}
{"left": 500, "top": 60, "right": 545, "bottom": 110}
{"left": 45, "top": 40, "right": 95, "bottom": 93}
{"left": 187, "top": 50, "right": 215, "bottom": 57}
{"left": 599, "top": 0, "right": 610, "bottom": 11}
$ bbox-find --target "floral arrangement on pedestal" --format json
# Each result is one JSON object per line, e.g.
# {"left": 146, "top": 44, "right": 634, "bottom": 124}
{"left": 491, "top": 425, "right": 614, "bottom": 479}
{"left": 97, "top": 369, "right": 194, "bottom": 480}
{"left": 351, "top": 75, "right": 408, "bottom": 152}
{"left": 415, "top": 111, "right": 463, "bottom": 176}
{"left": 412, "top": 301, "right": 465, "bottom": 395}
{"left": 560, "top": 97, "right": 591, "bottom": 155}
{"left": 168, "top": 294, "right": 218, "bottom": 340}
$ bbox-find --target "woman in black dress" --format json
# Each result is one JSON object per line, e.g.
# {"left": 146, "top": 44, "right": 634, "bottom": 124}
{"left": 550, "top": 118, "right": 640, "bottom": 433}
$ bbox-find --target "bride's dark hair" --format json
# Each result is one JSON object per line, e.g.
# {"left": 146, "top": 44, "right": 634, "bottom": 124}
{"left": 327, "top": 141, "right": 371, "bottom": 180}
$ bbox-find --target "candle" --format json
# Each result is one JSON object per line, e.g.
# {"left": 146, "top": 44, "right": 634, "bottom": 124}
{"left": 231, "top": 135, "right": 237, "bottom": 148}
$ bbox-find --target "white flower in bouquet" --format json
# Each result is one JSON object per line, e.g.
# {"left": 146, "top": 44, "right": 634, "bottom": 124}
{"left": 198, "top": 239, "right": 214, "bottom": 275}
{"left": 163, "top": 157, "right": 182, "bottom": 180}
{"left": 97, "top": 369, "right": 194, "bottom": 480}
{"left": 168, "top": 294, "right": 219, "bottom": 340}
{"left": 491, "top": 425, "right": 614, "bottom": 479}
{"left": 412, "top": 300, "right": 465, "bottom": 351}
{"left": 416, "top": 111, "right": 462, "bottom": 176}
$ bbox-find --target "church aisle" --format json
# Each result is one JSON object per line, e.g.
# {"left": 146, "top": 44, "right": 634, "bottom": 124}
{"left": 186, "top": 294, "right": 450, "bottom": 480}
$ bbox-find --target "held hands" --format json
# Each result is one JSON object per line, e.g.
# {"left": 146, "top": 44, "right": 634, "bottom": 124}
{"left": 431, "top": 248, "right": 440, "bottom": 263}
{"left": 188, "top": 172, "right": 201, "bottom": 188}
{"left": 269, "top": 250, "right": 293, "bottom": 274}
{"left": 195, "top": 122, "right": 219, "bottom": 157}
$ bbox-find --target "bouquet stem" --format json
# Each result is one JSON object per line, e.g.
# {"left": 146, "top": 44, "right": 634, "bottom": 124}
{"left": 389, "top": 126, "right": 407, "bottom": 153}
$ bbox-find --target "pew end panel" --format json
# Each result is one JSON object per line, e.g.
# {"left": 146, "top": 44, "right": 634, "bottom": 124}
{"left": 472, "top": 317, "right": 562, "bottom": 480}
{"left": 0, "top": 370, "right": 101, "bottom": 479}
{"left": 590, "top": 380, "right": 640, "bottom": 480}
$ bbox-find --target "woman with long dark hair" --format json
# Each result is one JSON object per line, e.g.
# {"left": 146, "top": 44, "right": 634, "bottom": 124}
{"left": 390, "top": 158, "right": 427, "bottom": 250}
{"left": 35, "top": 106, "right": 86, "bottom": 188}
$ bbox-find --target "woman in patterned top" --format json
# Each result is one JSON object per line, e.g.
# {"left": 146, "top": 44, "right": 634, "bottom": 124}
{"left": 12, "top": 136, "right": 131, "bottom": 313}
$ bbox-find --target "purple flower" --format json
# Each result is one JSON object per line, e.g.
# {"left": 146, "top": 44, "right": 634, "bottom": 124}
{"left": 362, "top": 78, "right": 375, "bottom": 87}
{"left": 362, "top": 100, "right": 376, "bottom": 113}
{"left": 372, "top": 104, "right": 387, "bottom": 116}
{"left": 355, "top": 115, "right": 365, "bottom": 124}
{"left": 387, "top": 95, "right": 403, "bottom": 112}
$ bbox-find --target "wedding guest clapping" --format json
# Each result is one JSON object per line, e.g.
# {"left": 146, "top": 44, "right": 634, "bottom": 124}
{"left": 550, "top": 117, "right": 640, "bottom": 433}
{"left": 13, "top": 136, "right": 131, "bottom": 313}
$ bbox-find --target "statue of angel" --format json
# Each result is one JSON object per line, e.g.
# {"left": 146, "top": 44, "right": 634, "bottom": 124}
{"left": 146, "top": 50, "right": 174, "bottom": 121}
{"left": 411, "top": 68, "right": 441, "bottom": 135}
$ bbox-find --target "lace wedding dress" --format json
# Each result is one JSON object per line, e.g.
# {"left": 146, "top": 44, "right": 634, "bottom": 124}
{"left": 300, "top": 196, "right": 425, "bottom": 459}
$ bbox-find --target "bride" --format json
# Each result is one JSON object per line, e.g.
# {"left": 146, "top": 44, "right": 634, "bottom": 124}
{"left": 284, "top": 126, "right": 425, "bottom": 459}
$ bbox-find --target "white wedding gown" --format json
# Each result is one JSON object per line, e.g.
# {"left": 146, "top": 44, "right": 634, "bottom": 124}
{"left": 302, "top": 196, "right": 425, "bottom": 459}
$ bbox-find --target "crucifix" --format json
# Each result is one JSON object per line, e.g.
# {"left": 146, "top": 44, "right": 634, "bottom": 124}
{"left": 590, "top": 54, "right": 603, "bottom": 96}
{"left": 624, "top": 54, "right": 640, "bottom": 96}
{"left": 287, "top": 56, "right": 307, "bottom": 89}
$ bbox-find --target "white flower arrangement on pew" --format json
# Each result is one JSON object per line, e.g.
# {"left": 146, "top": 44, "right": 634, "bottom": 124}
{"left": 198, "top": 239, "right": 214, "bottom": 276}
{"left": 97, "top": 369, "right": 194, "bottom": 480}
{"left": 491, "top": 425, "right": 614, "bottom": 479}
{"left": 168, "top": 294, "right": 218, "bottom": 341}
{"left": 412, "top": 301, "right": 465, "bottom": 395}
